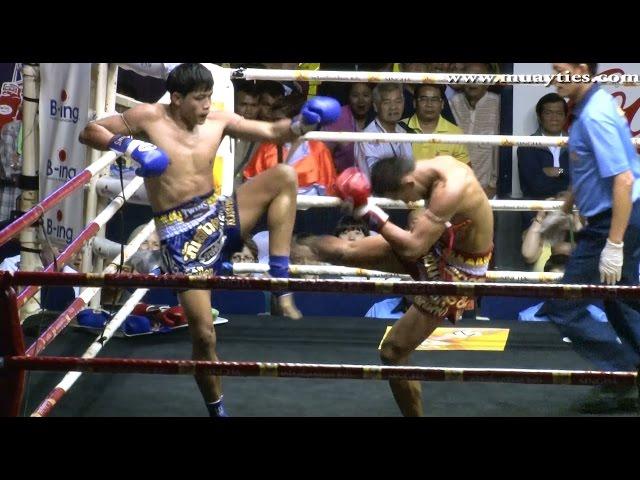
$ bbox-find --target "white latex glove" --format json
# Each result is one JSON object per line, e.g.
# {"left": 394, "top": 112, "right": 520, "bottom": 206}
{"left": 599, "top": 239, "right": 624, "bottom": 285}
{"left": 539, "top": 210, "right": 572, "bottom": 244}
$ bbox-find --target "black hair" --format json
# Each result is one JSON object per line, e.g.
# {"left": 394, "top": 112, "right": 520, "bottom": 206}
{"left": 256, "top": 80, "right": 286, "bottom": 98}
{"left": 348, "top": 82, "right": 374, "bottom": 94}
{"left": 334, "top": 215, "right": 370, "bottom": 237}
{"left": 414, "top": 83, "right": 446, "bottom": 100}
{"left": 535, "top": 93, "right": 568, "bottom": 117}
{"left": 244, "top": 238, "right": 258, "bottom": 260}
{"left": 166, "top": 63, "right": 213, "bottom": 96}
{"left": 570, "top": 63, "right": 598, "bottom": 75}
{"left": 234, "top": 79, "right": 260, "bottom": 97}
{"left": 544, "top": 253, "right": 570, "bottom": 272}
{"left": 269, "top": 93, "right": 306, "bottom": 119}
{"left": 370, "top": 156, "right": 416, "bottom": 196}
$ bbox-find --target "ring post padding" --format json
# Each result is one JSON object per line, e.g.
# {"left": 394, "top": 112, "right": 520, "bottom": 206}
{"left": 0, "top": 274, "right": 26, "bottom": 417}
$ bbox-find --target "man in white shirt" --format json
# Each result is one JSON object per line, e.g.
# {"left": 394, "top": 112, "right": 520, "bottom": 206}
{"left": 450, "top": 63, "right": 501, "bottom": 198}
{"left": 355, "top": 83, "right": 413, "bottom": 177}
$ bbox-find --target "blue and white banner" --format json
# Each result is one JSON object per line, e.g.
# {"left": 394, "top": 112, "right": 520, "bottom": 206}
{"left": 39, "top": 63, "right": 91, "bottom": 246}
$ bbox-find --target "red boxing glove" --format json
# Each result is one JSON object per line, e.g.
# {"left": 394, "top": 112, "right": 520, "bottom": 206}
{"left": 334, "top": 167, "right": 371, "bottom": 207}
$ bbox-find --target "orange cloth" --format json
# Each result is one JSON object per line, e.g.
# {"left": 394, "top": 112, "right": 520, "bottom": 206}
{"left": 244, "top": 141, "right": 337, "bottom": 195}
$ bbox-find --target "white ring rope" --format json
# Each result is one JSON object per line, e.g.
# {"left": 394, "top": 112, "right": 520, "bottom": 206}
{"left": 95, "top": 178, "right": 566, "bottom": 212}
{"left": 114, "top": 93, "right": 142, "bottom": 110}
{"left": 91, "top": 176, "right": 144, "bottom": 229}
{"left": 75, "top": 220, "right": 156, "bottom": 309}
{"left": 232, "top": 263, "right": 563, "bottom": 283}
{"left": 86, "top": 151, "right": 118, "bottom": 176}
{"left": 113, "top": 95, "right": 636, "bottom": 148}
{"left": 307, "top": 131, "right": 578, "bottom": 147}
{"left": 296, "top": 196, "right": 566, "bottom": 212}
{"left": 31, "top": 287, "right": 150, "bottom": 417}
{"left": 232, "top": 68, "right": 640, "bottom": 87}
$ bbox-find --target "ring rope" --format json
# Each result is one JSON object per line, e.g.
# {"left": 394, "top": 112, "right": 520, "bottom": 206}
{"left": 114, "top": 94, "right": 640, "bottom": 147}
{"left": 6, "top": 272, "right": 640, "bottom": 301}
{"left": 0, "top": 152, "right": 117, "bottom": 248}
{"left": 95, "top": 178, "right": 567, "bottom": 212}
{"left": 297, "top": 196, "right": 565, "bottom": 211}
{"left": 24, "top": 221, "right": 155, "bottom": 357}
{"left": 231, "top": 67, "right": 640, "bottom": 87}
{"left": 16, "top": 176, "right": 144, "bottom": 309}
{"left": 231, "top": 263, "right": 564, "bottom": 282}
{"left": 4, "top": 355, "right": 636, "bottom": 387}
{"left": 304, "top": 131, "right": 579, "bottom": 147}
{"left": 30, "top": 287, "right": 149, "bottom": 417}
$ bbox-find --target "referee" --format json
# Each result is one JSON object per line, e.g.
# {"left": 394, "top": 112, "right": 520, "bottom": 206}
{"left": 539, "top": 63, "right": 640, "bottom": 413}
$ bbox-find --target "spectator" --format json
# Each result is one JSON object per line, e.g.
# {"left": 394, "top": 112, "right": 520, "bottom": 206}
{"left": 233, "top": 80, "right": 261, "bottom": 186}
{"left": 104, "top": 225, "right": 161, "bottom": 305}
{"left": 521, "top": 195, "right": 581, "bottom": 272}
{"left": 262, "top": 63, "right": 305, "bottom": 96}
{"left": 0, "top": 110, "right": 22, "bottom": 222}
{"left": 231, "top": 238, "right": 259, "bottom": 277}
{"left": 425, "top": 63, "right": 459, "bottom": 124}
{"left": 365, "top": 296, "right": 411, "bottom": 319}
{"left": 355, "top": 83, "right": 413, "bottom": 177}
{"left": 244, "top": 94, "right": 337, "bottom": 196}
{"left": 517, "top": 93, "right": 570, "bottom": 200}
{"left": 334, "top": 215, "right": 370, "bottom": 242}
{"left": 402, "top": 84, "right": 469, "bottom": 164}
{"left": 322, "top": 82, "right": 375, "bottom": 173}
{"left": 234, "top": 80, "right": 261, "bottom": 120}
{"left": 256, "top": 80, "right": 285, "bottom": 121}
{"left": 398, "top": 63, "right": 429, "bottom": 119}
{"left": 0, "top": 232, "right": 80, "bottom": 297}
{"left": 450, "top": 63, "right": 501, "bottom": 198}
{"left": 128, "top": 224, "right": 161, "bottom": 252}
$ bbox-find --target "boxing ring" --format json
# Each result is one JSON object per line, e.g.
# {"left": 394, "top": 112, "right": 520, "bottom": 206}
{"left": 1, "top": 64, "right": 639, "bottom": 417}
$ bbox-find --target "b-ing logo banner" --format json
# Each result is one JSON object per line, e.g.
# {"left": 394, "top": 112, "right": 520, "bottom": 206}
{"left": 39, "top": 63, "right": 91, "bottom": 246}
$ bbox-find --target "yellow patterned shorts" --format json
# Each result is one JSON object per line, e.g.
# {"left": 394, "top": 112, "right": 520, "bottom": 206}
{"left": 412, "top": 244, "right": 492, "bottom": 324}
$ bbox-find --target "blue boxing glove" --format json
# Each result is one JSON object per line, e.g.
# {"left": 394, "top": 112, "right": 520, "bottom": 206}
{"left": 290, "top": 96, "right": 341, "bottom": 135}
{"left": 108, "top": 134, "right": 170, "bottom": 178}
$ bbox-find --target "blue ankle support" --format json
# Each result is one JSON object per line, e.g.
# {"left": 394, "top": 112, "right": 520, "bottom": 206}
{"left": 269, "top": 255, "right": 290, "bottom": 297}
{"left": 206, "top": 396, "right": 228, "bottom": 417}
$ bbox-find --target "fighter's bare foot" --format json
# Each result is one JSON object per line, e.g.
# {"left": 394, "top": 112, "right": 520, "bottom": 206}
{"left": 277, "top": 293, "right": 303, "bottom": 320}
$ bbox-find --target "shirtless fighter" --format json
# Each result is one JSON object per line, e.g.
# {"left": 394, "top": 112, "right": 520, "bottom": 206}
{"left": 79, "top": 63, "right": 340, "bottom": 416}
{"left": 303, "top": 155, "right": 494, "bottom": 416}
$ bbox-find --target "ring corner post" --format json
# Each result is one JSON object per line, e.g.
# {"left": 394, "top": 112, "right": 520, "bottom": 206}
{"left": 0, "top": 272, "right": 26, "bottom": 417}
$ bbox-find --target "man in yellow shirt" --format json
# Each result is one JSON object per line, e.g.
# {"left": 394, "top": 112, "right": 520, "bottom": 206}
{"left": 402, "top": 84, "right": 469, "bottom": 164}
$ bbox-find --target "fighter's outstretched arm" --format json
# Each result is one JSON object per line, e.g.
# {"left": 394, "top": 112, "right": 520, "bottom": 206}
{"left": 225, "top": 117, "right": 298, "bottom": 144}
{"left": 79, "top": 103, "right": 158, "bottom": 151}
{"left": 225, "top": 96, "right": 340, "bottom": 144}
{"left": 79, "top": 104, "right": 168, "bottom": 178}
